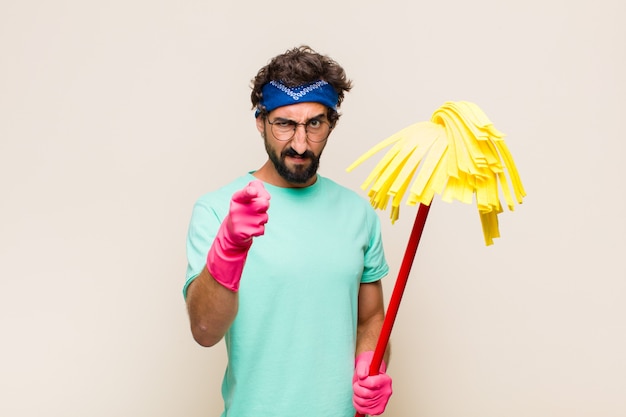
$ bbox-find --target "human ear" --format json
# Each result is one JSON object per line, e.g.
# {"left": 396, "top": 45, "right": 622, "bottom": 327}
{"left": 256, "top": 116, "right": 265, "bottom": 135}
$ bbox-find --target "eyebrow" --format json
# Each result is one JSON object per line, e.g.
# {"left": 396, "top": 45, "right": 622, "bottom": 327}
{"left": 273, "top": 113, "right": 328, "bottom": 122}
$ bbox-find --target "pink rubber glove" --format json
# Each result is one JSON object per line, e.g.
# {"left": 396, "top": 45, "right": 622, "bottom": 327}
{"left": 206, "top": 180, "right": 270, "bottom": 291}
{"left": 352, "top": 351, "right": 392, "bottom": 416}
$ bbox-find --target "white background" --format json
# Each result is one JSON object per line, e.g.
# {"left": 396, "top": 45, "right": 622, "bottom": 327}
{"left": 1, "top": 1, "right": 624, "bottom": 416}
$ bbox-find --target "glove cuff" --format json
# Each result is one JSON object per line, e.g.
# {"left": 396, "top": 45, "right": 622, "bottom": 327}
{"left": 355, "top": 350, "right": 387, "bottom": 374}
{"left": 206, "top": 221, "right": 251, "bottom": 292}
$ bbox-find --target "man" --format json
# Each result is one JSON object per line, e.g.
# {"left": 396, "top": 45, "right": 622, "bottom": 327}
{"left": 183, "top": 46, "right": 392, "bottom": 417}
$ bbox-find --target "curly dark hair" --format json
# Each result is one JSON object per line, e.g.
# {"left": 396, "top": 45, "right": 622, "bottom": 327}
{"left": 250, "top": 46, "right": 353, "bottom": 125}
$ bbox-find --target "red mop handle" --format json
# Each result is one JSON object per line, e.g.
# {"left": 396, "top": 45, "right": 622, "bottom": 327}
{"left": 355, "top": 202, "right": 431, "bottom": 417}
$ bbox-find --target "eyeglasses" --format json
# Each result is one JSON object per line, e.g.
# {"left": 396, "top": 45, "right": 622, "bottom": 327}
{"left": 266, "top": 117, "right": 331, "bottom": 143}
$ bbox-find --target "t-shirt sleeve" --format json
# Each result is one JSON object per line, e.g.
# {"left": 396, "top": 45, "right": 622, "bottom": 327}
{"left": 182, "top": 199, "right": 222, "bottom": 299}
{"left": 361, "top": 207, "right": 389, "bottom": 283}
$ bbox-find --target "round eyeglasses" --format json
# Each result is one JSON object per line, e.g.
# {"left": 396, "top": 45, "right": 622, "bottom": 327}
{"left": 266, "top": 117, "right": 331, "bottom": 143}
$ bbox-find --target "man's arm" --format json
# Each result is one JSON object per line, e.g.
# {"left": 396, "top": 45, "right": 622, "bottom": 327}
{"left": 356, "top": 280, "right": 389, "bottom": 362}
{"left": 353, "top": 280, "right": 393, "bottom": 416}
{"left": 186, "top": 267, "right": 238, "bottom": 347}
{"left": 185, "top": 180, "right": 270, "bottom": 347}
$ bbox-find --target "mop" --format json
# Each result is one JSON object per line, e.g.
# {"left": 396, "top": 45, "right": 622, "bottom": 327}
{"left": 346, "top": 101, "right": 526, "bottom": 416}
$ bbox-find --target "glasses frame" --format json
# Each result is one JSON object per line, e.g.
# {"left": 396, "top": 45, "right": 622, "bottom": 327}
{"left": 266, "top": 116, "right": 332, "bottom": 143}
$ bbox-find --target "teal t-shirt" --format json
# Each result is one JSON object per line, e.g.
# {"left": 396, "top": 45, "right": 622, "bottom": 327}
{"left": 184, "top": 173, "right": 389, "bottom": 417}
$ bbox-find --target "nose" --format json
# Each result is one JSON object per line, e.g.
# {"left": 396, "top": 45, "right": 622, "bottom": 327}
{"left": 290, "top": 124, "right": 309, "bottom": 153}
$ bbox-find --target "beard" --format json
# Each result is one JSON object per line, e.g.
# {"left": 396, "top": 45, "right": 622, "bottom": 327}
{"left": 264, "top": 138, "right": 321, "bottom": 184}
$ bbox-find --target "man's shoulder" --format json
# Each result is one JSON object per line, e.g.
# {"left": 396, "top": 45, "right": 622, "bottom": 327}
{"left": 318, "top": 175, "right": 370, "bottom": 205}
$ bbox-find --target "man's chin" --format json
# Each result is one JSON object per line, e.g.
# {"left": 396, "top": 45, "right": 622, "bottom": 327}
{"left": 282, "top": 172, "right": 314, "bottom": 184}
{"left": 280, "top": 166, "right": 317, "bottom": 184}
{"left": 286, "top": 161, "right": 310, "bottom": 173}
{"left": 271, "top": 154, "right": 319, "bottom": 184}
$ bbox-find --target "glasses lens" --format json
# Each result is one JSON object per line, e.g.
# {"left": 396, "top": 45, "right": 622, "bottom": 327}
{"left": 269, "top": 119, "right": 330, "bottom": 142}
{"left": 306, "top": 120, "right": 330, "bottom": 143}
{"left": 270, "top": 120, "right": 295, "bottom": 141}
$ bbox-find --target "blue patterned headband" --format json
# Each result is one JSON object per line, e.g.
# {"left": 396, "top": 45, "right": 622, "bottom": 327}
{"left": 255, "top": 80, "right": 339, "bottom": 117}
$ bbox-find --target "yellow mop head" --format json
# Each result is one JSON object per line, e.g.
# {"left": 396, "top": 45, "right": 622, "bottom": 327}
{"left": 346, "top": 101, "right": 526, "bottom": 245}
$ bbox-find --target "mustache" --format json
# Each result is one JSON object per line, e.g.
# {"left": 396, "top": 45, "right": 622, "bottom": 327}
{"left": 283, "top": 148, "right": 315, "bottom": 159}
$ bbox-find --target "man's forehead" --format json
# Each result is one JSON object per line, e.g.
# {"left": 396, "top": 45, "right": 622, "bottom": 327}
{"left": 269, "top": 102, "right": 327, "bottom": 119}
